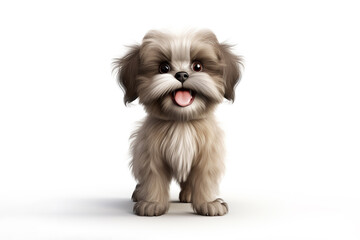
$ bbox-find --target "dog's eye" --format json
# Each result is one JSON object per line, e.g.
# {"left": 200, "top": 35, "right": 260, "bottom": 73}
{"left": 191, "top": 61, "right": 203, "bottom": 72}
{"left": 159, "top": 63, "right": 171, "bottom": 74}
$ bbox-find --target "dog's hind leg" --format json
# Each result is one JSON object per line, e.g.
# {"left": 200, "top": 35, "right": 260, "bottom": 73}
{"left": 131, "top": 184, "right": 141, "bottom": 202}
{"left": 179, "top": 181, "right": 192, "bottom": 203}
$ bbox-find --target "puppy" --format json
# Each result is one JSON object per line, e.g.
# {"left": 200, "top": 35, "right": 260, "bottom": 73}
{"left": 114, "top": 29, "right": 242, "bottom": 216}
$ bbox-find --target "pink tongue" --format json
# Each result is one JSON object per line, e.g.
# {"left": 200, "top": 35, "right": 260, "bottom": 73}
{"left": 174, "top": 90, "right": 193, "bottom": 107}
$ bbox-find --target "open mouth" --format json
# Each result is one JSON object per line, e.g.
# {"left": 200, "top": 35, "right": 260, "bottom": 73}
{"left": 171, "top": 88, "right": 196, "bottom": 107}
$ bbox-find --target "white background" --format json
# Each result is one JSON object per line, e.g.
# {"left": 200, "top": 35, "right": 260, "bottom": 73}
{"left": 1, "top": 0, "right": 359, "bottom": 239}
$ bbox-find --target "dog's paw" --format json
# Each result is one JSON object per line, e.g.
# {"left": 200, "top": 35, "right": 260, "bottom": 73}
{"left": 133, "top": 201, "right": 168, "bottom": 216}
{"left": 194, "top": 198, "right": 228, "bottom": 216}
{"left": 179, "top": 190, "right": 192, "bottom": 203}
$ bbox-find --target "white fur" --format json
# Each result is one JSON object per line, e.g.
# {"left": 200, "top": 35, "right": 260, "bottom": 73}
{"left": 170, "top": 33, "right": 192, "bottom": 63}
{"left": 160, "top": 122, "right": 197, "bottom": 182}
{"left": 184, "top": 72, "right": 224, "bottom": 102}
{"left": 138, "top": 74, "right": 181, "bottom": 103}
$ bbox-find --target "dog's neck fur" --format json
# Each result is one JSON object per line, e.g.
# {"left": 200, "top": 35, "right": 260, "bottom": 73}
{"left": 142, "top": 113, "right": 220, "bottom": 182}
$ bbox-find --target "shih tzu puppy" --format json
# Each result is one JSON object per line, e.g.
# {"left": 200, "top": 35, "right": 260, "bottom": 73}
{"left": 114, "top": 29, "right": 243, "bottom": 216}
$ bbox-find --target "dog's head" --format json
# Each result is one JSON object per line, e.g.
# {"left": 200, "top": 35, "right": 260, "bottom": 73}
{"left": 114, "top": 29, "right": 243, "bottom": 121}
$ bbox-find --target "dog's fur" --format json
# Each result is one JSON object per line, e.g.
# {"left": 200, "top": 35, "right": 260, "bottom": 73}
{"left": 114, "top": 29, "right": 242, "bottom": 216}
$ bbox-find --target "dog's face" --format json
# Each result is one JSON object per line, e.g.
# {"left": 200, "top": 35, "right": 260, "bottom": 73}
{"left": 115, "top": 30, "right": 242, "bottom": 121}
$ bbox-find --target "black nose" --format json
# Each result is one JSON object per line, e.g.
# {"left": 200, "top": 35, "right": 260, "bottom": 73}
{"left": 174, "top": 71, "right": 189, "bottom": 83}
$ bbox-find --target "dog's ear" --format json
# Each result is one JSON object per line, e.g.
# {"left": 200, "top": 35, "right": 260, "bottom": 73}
{"left": 219, "top": 44, "right": 243, "bottom": 102}
{"left": 113, "top": 45, "right": 140, "bottom": 105}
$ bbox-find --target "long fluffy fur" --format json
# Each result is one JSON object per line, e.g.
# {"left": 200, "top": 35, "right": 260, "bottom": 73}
{"left": 114, "top": 29, "right": 242, "bottom": 216}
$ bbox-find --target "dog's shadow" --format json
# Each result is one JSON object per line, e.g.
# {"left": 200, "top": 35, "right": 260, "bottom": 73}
{"left": 55, "top": 198, "right": 194, "bottom": 218}
{"left": 56, "top": 198, "right": 134, "bottom": 218}
{"left": 52, "top": 198, "right": 269, "bottom": 218}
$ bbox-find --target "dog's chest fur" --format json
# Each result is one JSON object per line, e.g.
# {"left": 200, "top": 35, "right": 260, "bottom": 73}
{"left": 160, "top": 122, "right": 197, "bottom": 182}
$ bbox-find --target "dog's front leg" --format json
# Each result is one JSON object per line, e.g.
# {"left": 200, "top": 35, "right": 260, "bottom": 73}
{"left": 190, "top": 159, "right": 228, "bottom": 216}
{"left": 132, "top": 158, "right": 171, "bottom": 216}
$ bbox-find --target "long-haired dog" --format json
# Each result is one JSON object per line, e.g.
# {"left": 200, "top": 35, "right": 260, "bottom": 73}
{"left": 114, "top": 29, "right": 243, "bottom": 216}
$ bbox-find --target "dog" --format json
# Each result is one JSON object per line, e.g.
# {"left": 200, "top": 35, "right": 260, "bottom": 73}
{"left": 114, "top": 29, "right": 243, "bottom": 216}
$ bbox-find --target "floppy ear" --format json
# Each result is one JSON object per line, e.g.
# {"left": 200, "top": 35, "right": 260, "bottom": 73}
{"left": 219, "top": 44, "right": 243, "bottom": 102}
{"left": 113, "top": 45, "right": 140, "bottom": 105}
